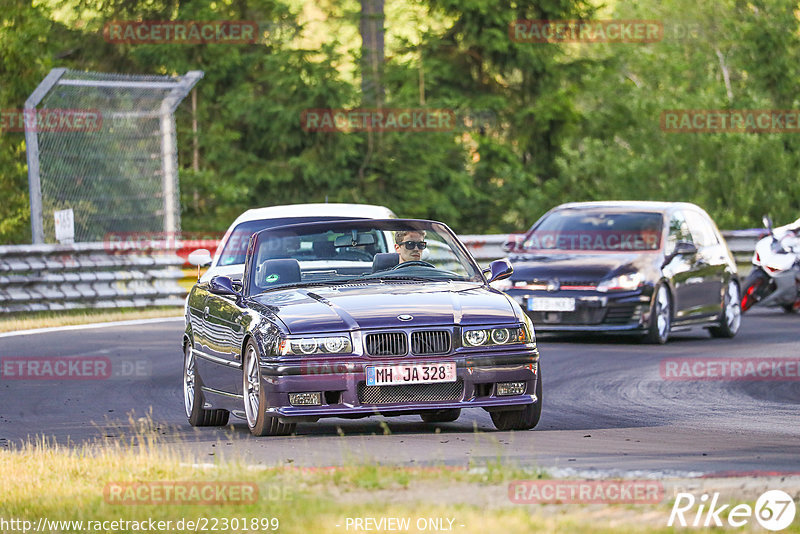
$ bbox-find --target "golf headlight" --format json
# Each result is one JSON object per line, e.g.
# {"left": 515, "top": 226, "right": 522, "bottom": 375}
{"left": 597, "top": 272, "right": 643, "bottom": 292}
{"left": 278, "top": 335, "right": 352, "bottom": 356}
{"left": 462, "top": 326, "right": 527, "bottom": 347}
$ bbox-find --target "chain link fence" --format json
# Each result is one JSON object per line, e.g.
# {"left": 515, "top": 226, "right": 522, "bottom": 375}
{"left": 25, "top": 68, "right": 202, "bottom": 243}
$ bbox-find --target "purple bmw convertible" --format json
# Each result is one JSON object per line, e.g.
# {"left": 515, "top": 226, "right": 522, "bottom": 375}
{"left": 182, "top": 219, "right": 541, "bottom": 435}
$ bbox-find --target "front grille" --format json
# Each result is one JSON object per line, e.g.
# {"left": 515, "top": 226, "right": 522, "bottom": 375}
{"left": 561, "top": 279, "right": 598, "bottom": 288}
{"left": 365, "top": 332, "right": 407, "bottom": 356}
{"left": 411, "top": 330, "right": 451, "bottom": 355}
{"left": 358, "top": 380, "right": 464, "bottom": 404}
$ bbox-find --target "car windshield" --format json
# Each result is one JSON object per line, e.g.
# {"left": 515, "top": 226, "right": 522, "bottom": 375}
{"left": 245, "top": 219, "right": 482, "bottom": 295}
{"left": 217, "top": 216, "right": 360, "bottom": 266}
{"left": 523, "top": 210, "right": 663, "bottom": 251}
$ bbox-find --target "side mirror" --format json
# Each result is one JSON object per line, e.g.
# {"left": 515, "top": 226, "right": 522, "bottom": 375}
{"left": 502, "top": 234, "right": 524, "bottom": 253}
{"left": 485, "top": 259, "right": 513, "bottom": 283}
{"left": 209, "top": 275, "right": 240, "bottom": 296}
{"left": 188, "top": 249, "right": 212, "bottom": 267}
{"left": 762, "top": 215, "right": 774, "bottom": 235}
{"left": 674, "top": 241, "right": 698, "bottom": 255}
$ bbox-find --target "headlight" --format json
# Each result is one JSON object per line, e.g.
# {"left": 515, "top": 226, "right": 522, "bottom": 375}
{"left": 596, "top": 272, "right": 643, "bottom": 292}
{"left": 463, "top": 329, "right": 488, "bottom": 346}
{"left": 278, "top": 335, "right": 353, "bottom": 356}
{"left": 490, "top": 328, "right": 510, "bottom": 344}
{"left": 462, "top": 326, "right": 527, "bottom": 347}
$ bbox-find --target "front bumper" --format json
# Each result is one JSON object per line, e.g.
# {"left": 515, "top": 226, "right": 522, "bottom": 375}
{"left": 258, "top": 350, "right": 539, "bottom": 418}
{"left": 507, "top": 288, "right": 653, "bottom": 332}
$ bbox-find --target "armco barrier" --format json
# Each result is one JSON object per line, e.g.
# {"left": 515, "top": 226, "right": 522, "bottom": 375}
{"left": 0, "top": 230, "right": 763, "bottom": 314}
{"left": 0, "top": 242, "right": 185, "bottom": 313}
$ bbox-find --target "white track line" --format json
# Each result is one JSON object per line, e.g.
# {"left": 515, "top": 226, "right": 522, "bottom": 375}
{"left": 0, "top": 316, "right": 184, "bottom": 338}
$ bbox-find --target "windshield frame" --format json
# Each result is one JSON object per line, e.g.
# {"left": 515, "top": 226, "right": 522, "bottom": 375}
{"left": 242, "top": 219, "right": 484, "bottom": 296}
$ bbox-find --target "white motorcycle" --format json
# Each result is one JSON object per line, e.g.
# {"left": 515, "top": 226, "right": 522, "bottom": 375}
{"left": 740, "top": 215, "right": 800, "bottom": 313}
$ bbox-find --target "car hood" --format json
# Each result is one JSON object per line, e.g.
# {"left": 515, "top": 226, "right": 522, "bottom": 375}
{"left": 508, "top": 252, "right": 659, "bottom": 283}
{"left": 251, "top": 282, "right": 518, "bottom": 334}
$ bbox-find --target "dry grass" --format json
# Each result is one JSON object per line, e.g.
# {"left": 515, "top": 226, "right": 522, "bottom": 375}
{"left": 0, "top": 416, "right": 765, "bottom": 534}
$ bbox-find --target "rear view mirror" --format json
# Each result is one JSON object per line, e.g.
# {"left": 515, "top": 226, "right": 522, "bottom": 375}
{"left": 334, "top": 232, "right": 376, "bottom": 247}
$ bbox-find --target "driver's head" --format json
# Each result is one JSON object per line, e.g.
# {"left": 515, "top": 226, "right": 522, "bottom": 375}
{"left": 394, "top": 230, "right": 427, "bottom": 263}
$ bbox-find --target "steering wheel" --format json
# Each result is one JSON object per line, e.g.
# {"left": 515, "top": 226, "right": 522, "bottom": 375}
{"left": 391, "top": 260, "right": 435, "bottom": 270}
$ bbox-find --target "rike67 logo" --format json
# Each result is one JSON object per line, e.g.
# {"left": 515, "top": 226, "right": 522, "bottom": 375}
{"left": 669, "top": 490, "right": 796, "bottom": 531}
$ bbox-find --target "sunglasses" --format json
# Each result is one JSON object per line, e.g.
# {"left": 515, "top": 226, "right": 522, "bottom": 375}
{"left": 398, "top": 240, "right": 427, "bottom": 250}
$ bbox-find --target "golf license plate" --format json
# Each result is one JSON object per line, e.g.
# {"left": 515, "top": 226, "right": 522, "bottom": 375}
{"left": 528, "top": 297, "right": 576, "bottom": 312}
{"left": 366, "top": 362, "right": 457, "bottom": 386}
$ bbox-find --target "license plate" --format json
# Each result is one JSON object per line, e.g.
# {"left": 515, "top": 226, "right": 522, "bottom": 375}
{"left": 366, "top": 362, "right": 457, "bottom": 386}
{"left": 528, "top": 297, "right": 576, "bottom": 312}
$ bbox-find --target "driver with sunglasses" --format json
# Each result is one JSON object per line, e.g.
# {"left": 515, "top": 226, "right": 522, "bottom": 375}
{"left": 394, "top": 230, "right": 428, "bottom": 263}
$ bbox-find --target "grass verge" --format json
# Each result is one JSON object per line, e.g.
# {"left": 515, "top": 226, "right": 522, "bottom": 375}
{"left": 1, "top": 418, "right": 781, "bottom": 534}
{"left": 0, "top": 306, "right": 183, "bottom": 333}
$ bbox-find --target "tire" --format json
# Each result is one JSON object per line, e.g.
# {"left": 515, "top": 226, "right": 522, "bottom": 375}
{"left": 643, "top": 284, "right": 671, "bottom": 344}
{"left": 490, "top": 365, "right": 542, "bottom": 431}
{"left": 781, "top": 304, "right": 797, "bottom": 314}
{"left": 420, "top": 409, "right": 461, "bottom": 423}
{"left": 183, "top": 343, "right": 229, "bottom": 427}
{"left": 243, "top": 339, "right": 296, "bottom": 437}
{"left": 710, "top": 279, "right": 741, "bottom": 338}
{"left": 740, "top": 268, "right": 769, "bottom": 312}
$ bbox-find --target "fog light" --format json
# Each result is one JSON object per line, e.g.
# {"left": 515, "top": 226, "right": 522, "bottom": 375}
{"left": 497, "top": 382, "right": 526, "bottom": 396}
{"left": 289, "top": 392, "right": 322, "bottom": 406}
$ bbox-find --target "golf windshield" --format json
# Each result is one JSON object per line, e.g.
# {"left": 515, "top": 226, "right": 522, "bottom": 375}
{"left": 523, "top": 210, "right": 664, "bottom": 251}
{"left": 245, "top": 219, "right": 483, "bottom": 295}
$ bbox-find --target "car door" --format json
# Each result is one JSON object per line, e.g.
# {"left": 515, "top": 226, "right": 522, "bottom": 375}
{"left": 662, "top": 210, "right": 704, "bottom": 319}
{"left": 684, "top": 209, "right": 727, "bottom": 317}
{"left": 199, "top": 292, "right": 247, "bottom": 395}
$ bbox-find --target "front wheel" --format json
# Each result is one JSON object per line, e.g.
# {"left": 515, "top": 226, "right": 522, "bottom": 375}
{"left": 243, "top": 339, "right": 295, "bottom": 437}
{"left": 183, "top": 343, "right": 229, "bottom": 427}
{"left": 740, "top": 268, "right": 769, "bottom": 312}
{"left": 490, "top": 366, "right": 542, "bottom": 431}
{"left": 643, "top": 284, "right": 671, "bottom": 344}
{"left": 710, "top": 280, "right": 741, "bottom": 338}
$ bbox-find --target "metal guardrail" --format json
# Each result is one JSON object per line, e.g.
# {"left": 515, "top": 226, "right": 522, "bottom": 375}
{"left": 0, "top": 243, "right": 185, "bottom": 313}
{"left": 0, "top": 230, "right": 764, "bottom": 314}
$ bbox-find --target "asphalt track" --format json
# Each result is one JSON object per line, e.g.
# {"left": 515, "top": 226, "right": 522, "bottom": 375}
{"left": 1, "top": 310, "right": 798, "bottom": 476}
